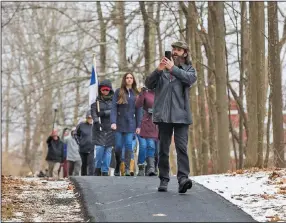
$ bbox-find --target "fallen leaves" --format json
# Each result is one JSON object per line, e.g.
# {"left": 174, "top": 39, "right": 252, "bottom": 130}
{"left": 266, "top": 214, "right": 281, "bottom": 222}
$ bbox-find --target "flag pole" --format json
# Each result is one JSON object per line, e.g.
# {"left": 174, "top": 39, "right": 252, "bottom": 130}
{"left": 93, "top": 53, "right": 102, "bottom": 131}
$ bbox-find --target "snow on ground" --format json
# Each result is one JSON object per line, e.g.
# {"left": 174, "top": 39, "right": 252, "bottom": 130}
{"left": 2, "top": 176, "right": 84, "bottom": 222}
{"left": 192, "top": 168, "right": 286, "bottom": 222}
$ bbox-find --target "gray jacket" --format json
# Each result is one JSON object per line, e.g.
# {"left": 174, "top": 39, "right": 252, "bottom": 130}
{"left": 64, "top": 135, "right": 81, "bottom": 162}
{"left": 145, "top": 64, "right": 197, "bottom": 124}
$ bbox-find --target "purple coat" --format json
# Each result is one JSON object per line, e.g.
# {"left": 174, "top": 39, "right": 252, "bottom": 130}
{"left": 135, "top": 89, "right": 159, "bottom": 140}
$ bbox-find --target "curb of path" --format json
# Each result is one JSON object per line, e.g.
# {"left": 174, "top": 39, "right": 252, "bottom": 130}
{"left": 70, "top": 177, "right": 97, "bottom": 223}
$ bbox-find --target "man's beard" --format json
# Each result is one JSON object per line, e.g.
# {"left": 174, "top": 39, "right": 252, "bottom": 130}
{"left": 172, "top": 54, "right": 186, "bottom": 66}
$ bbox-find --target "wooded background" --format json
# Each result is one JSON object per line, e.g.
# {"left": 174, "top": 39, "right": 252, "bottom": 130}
{"left": 2, "top": 2, "right": 286, "bottom": 176}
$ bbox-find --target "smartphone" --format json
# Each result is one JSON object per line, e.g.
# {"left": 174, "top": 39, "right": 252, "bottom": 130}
{"left": 165, "top": 51, "right": 172, "bottom": 60}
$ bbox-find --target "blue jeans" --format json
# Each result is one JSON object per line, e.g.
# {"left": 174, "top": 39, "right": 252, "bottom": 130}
{"left": 138, "top": 136, "right": 156, "bottom": 165}
{"left": 115, "top": 132, "right": 134, "bottom": 162}
{"left": 94, "top": 145, "right": 112, "bottom": 173}
{"left": 121, "top": 134, "right": 137, "bottom": 161}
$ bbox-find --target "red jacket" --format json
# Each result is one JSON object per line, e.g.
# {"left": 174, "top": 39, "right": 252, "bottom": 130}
{"left": 135, "top": 89, "right": 159, "bottom": 140}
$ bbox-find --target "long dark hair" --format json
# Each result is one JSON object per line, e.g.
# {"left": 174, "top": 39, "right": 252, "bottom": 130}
{"left": 117, "top": 72, "right": 139, "bottom": 104}
{"left": 184, "top": 49, "right": 192, "bottom": 65}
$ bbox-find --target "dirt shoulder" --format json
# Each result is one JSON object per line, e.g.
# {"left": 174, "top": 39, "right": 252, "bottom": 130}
{"left": 2, "top": 176, "right": 85, "bottom": 222}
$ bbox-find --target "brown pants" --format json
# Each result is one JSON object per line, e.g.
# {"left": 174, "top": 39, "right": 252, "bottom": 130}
{"left": 47, "top": 161, "right": 61, "bottom": 178}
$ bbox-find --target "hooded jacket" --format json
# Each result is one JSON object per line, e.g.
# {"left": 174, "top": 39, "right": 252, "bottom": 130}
{"left": 145, "top": 63, "right": 197, "bottom": 124}
{"left": 91, "top": 79, "right": 115, "bottom": 147}
{"left": 75, "top": 118, "right": 93, "bottom": 153}
{"left": 64, "top": 133, "right": 81, "bottom": 162}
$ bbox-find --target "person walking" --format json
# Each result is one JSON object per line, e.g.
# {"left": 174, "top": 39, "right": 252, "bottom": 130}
{"left": 75, "top": 111, "right": 94, "bottom": 176}
{"left": 110, "top": 72, "right": 142, "bottom": 176}
{"left": 135, "top": 87, "right": 159, "bottom": 176}
{"left": 45, "top": 130, "right": 65, "bottom": 178}
{"left": 64, "top": 127, "right": 82, "bottom": 176}
{"left": 145, "top": 40, "right": 197, "bottom": 193}
{"left": 91, "top": 79, "right": 115, "bottom": 176}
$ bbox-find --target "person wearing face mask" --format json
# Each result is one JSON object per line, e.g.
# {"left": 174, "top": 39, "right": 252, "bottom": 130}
{"left": 74, "top": 110, "right": 94, "bottom": 176}
{"left": 145, "top": 40, "right": 197, "bottom": 193}
{"left": 110, "top": 72, "right": 142, "bottom": 176}
{"left": 91, "top": 80, "right": 115, "bottom": 176}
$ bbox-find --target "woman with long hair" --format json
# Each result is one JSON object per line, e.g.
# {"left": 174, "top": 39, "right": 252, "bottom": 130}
{"left": 110, "top": 72, "right": 142, "bottom": 176}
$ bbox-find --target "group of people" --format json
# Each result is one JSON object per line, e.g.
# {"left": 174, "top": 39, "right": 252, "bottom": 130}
{"left": 45, "top": 40, "right": 197, "bottom": 193}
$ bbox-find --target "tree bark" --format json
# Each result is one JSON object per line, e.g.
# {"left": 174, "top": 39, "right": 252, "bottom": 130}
{"left": 210, "top": 2, "right": 230, "bottom": 173}
{"left": 268, "top": 2, "right": 285, "bottom": 167}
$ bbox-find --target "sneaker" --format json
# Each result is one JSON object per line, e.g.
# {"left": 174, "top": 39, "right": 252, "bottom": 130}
{"left": 158, "top": 178, "right": 169, "bottom": 192}
{"left": 178, "top": 178, "right": 192, "bottom": 194}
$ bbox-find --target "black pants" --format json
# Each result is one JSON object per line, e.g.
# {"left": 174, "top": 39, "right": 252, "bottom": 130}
{"left": 80, "top": 151, "right": 94, "bottom": 176}
{"left": 158, "top": 123, "right": 190, "bottom": 182}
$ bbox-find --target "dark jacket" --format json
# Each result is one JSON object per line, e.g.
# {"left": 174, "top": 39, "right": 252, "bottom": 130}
{"left": 75, "top": 121, "right": 93, "bottom": 153}
{"left": 46, "top": 136, "right": 64, "bottom": 163}
{"left": 135, "top": 89, "right": 158, "bottom": 140}
{"left": 91, "top": 80, "right": 115, "bottom": 147}
{"left": 110, "top": 88, "right": 142, "bottom": 133}
{"left": 145, "top": 64, "right": 197, "bottom": 124}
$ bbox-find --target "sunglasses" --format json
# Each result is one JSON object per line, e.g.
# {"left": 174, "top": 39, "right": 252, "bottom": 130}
{"left": 101, "top": 89, "right": 110, "bottom": 92}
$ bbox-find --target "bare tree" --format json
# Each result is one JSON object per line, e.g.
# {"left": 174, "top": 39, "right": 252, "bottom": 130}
{"left": 268, "top": 2, "right": 285, "bottom": 168}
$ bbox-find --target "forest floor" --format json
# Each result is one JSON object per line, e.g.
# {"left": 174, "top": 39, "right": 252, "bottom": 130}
{"left": 1, "top": 176, "right": 85, "bottom": 222}
{"left": 1, "top": 168, "right": 286, "bottom": 222}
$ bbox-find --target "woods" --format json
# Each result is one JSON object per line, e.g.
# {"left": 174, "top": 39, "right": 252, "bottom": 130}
{"left": 2, "top": 2, "right": 286, "bottom": 176}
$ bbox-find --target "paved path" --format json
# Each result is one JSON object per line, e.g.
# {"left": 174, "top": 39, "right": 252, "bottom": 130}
{"left": 71, "top": 176, "right": 256, "bottom": 222}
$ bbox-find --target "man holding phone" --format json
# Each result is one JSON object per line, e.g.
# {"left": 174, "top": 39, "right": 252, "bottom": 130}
{"left": 145, "top": 41, "right": 197, "bottom": 193}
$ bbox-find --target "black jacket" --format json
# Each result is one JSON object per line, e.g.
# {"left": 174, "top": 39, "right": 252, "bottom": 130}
{"left": 75, "top": 121, "right": 93, "bottom": 153}
{"left": 46, "top": 136, "right": 64, "bottom": 163}
{"left": 91, "top": 80, "right": 115, "bottom": 147}
{"left": 145, "top": 64, "right": 197, "bottom": 124}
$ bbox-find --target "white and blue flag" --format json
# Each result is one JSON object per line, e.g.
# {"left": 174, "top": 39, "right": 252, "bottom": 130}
{"left": 89, "top": 56, "right": 98, "bottom": 106}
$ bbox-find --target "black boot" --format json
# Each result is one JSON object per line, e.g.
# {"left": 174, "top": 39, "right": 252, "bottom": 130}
{"left": 114, "top": 151, "right": 121, "bottom": 176}
{"left": 137, "top": 164, "right": 145, "bottom": 176}
{"left": 102, "top": 172, "right": 109, "bottom": 176}
{"left": 158, "top": 178, "right": 169, "bottom": 192}
{"left": 94, "top": 168, "right": 101, "bottom": 176}
{"left": 146, "top": 157, "right": 156, "bottom": 176}
{"left": 154, "top": 156, "right": 158, "bottom": 175}
{"left": 124, "top": 150, "right": 132, "bottom": 176}
{"left": 178, "top": 178, "right": 192, "bottom": 194}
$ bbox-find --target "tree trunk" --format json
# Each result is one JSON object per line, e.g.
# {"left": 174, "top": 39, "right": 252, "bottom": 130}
{"left": 139, "top": 2, "right": 151, "bottom": 77}
{"left": 116, "top": 1, "right": 127, "bottom": 72}
{"left": 97, "top": 2, "right": 106, "bottom": 74}
{"left": 207, "top": 1, "right": 218, "bottom": 174}
{"left": 4, "top": 72, "right": 11, "bottom": 153}
{"left": 196, "top": 32, "right": 208, "bottom": 175}
{"left": 155, "top": 2, "right": 163, "bottom": 59}
{"left": 239, "top": 1, "right": 249, "bottom": 169}
{"left": 211, "top": 2, "right": 230, "bottom": 173}
{"left": 245, "top": 2, "right": 266, "bottom": 168}
{"left": 147, "top": 2, "right": 156, "bottom": 71}
{"left": 256, "top": 2, "right": 266, "bottom": 168}
{"left": 268, "top": 2, "right": 285, "bottom": 167}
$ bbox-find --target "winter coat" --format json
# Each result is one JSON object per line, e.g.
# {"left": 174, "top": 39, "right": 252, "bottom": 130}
{"left": 46, "top": 136, "right": 65, "bottom": 163}
{"left": 145, "top": 63, "right": 197, "bottom": 124}
{"left": 75, "top": 121, "right": 93, "bottom": 153}
{"left": 110, "top": 88, "right": 142, "bottom": 133}
{"left": 135, "top": 89, "right": 159, "bottom": 140}
{"left": 64, "top": 135, "right": 81, "bottom": 162}
{"left": 91, "top": 79, "right": 115, "bottom": 147}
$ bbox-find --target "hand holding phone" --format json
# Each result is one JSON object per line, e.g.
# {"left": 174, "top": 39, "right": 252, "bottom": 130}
{"left": 165, "top": 51, "right": 172, "bottom": 60}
